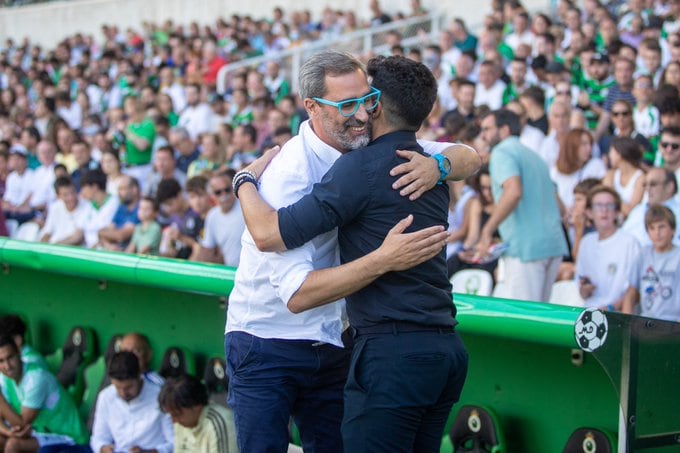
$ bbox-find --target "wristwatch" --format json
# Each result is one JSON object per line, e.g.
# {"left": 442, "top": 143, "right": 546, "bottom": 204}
{"left": 432, "top": 153, "right": 451, "bottom": 183}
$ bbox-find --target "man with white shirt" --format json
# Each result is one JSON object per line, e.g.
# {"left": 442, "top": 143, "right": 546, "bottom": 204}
{"left": 178, "top": 84, "right": 213, "bottom": 142}
{"left": 2, "top": 146, "right": 35, "bottom": 224}
{"left": 474, "top": 60, "right": 506, "bottom": 110}
{"left": 537, "top": 100, "right": 571, "bottom": 167}
{"left": 39, "top": 177, "right": 89, "bottom": 245}
{"left": 195, "top": 170, "right": 245, "bottom": 267}
{"left": 623, "top": 168, "right": 680, "bottom": 246}
{"left": 159, "top": 66, "right": 186, "bottom": 114}
{"left": 225, "top": 50, "right": 478, "bottom": 453}
{"left": 505, "top": 11, "right": 534, "bottom": 52}
{"left": 29, "top": 141, "right": 57, "bottom": 213}
{"left": 80, "top": 169, "right": 119, "bottom": 248}
{"left": 90, "top": 351, "right": 173, "bottom": 453}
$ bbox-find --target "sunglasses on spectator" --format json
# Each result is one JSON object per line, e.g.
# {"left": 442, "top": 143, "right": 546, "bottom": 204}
{"left": 213, "top": 187, "right": 232, "bottom": 196}
{"left": 556, "top": 90, "right": 571, "bottom": 95}
{"left": 591, "top": 203, "right": 617, "bottom": 212}
{"left": 644, "top": 180, "right": 666, "bottom": 188}
{"left": 660, "top": 142, "right": 680, "bottom": 150}
{"left": 313, "top": 86, "right": 381, "bottom": 117}
{"left": 611, "top": 110, "right": 630, "bottom": 117}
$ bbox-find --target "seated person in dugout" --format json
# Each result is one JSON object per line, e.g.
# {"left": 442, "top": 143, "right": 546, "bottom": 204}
{"left": 91, "top": 351, "right": 173, "bottom": 453}
{"left": 120, "top": 332, "right": 164, "bottom": 385}
{"left": 158, "top": 374, "right": 238, "bottom": 453}
{"left": 0, "top": 336, "right": 88, "bottom": 451}
{"left": 0, "top": 315, "right": 47, "bottom": 369}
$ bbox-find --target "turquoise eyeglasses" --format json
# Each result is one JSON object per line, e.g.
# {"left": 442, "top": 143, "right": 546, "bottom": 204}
{"left": 312, "top": 86, "right": 381, "bottom": 117}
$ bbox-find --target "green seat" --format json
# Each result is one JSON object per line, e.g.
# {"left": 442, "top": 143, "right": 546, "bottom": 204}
{"left": 158, "top": 346, "right": 196, "bottom": 378}
{"left": 45, "top": 348, "right": 63, "bottom": 375}
{"left": 80, "top": 334, "right": 123, "bottom": 428}
{"left": 563, "top": 427, "right": 616, "bottom": 453}
{"left": 49, "top": 327, "right": 98, "bottom": 406}
{"left": 444, "top": 405, "right": 505, "bottom": 453}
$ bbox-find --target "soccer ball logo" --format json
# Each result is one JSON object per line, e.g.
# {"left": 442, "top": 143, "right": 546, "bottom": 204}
{"left": 574, "top": 308, "right": 608, "bottom": 352}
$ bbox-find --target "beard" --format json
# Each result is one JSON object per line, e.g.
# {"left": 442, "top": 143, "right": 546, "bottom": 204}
{"left": 320, "top": 110, "right": 372, "bottom": 151}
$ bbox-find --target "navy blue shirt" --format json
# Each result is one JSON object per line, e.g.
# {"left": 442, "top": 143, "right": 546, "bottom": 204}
{"left": 278, "top": 131, "right": 456, "bottom": 329}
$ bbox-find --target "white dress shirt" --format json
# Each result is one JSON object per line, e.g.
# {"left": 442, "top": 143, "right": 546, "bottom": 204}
{"left": 90, "top": 379, "right": 173, "bottom": 453}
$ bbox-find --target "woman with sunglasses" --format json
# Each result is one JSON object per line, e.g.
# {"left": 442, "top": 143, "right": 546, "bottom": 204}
{"left": 599, "top": 100, "right": 653, "bottom": 164}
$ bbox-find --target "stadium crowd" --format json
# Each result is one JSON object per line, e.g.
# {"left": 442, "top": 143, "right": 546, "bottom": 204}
{"left": 0, "top": 0, "right": 679, "bottom": 308}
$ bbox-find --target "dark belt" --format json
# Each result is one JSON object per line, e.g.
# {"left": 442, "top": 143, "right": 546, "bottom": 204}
{"left": 352, "top": 321, "right": 454, "bottom": 336}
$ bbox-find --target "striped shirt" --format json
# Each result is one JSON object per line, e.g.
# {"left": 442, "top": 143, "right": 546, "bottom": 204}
{"left": 173, "top": 402, "right": 238, "bottom": 453}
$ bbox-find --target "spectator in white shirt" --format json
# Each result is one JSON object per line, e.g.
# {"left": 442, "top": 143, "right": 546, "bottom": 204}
{"left": 79, "top": 169, "right": 120, "bottom": 248}
{"left": 30, "top": 141, "right": 58, "bottom": 212}
{"left": 474, "top": 60, "right": 506, "bottom": 110}
{"left": 39, "top": 176, "right": 89, "bottom": 245}
{"left": 178, "top": 83, "right": 213, "bottom": 142}
{"left": 195, "top": 170, "right": 245, "bottom": 267}
{"left": 576, "top": 185, "right": 640, "bottom": 310}
{"left": 90, "top": 351, "right": 173, "bottom": 453}
{"left": 2, "top": 146, "right": 35, "bottom": 224}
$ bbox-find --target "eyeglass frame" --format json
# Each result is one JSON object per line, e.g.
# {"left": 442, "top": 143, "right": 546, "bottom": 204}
{"left": 312, "top": 86, "right": 382, "bottom": 117}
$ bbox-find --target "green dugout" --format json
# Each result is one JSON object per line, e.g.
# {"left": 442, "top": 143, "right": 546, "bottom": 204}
{"left": 1, "top": 238, "right": 678, "bottom": 451}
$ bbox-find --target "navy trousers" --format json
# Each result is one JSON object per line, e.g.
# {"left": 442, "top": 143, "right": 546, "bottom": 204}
{"left": 225, "top": 331, "right": 350, "bottom": 453}
{"left": 342, "top": 328, "right": 468, "bottom": 453}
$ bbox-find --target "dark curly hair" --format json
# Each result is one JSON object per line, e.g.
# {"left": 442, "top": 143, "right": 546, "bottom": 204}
{"left": 367, "top": 55, "right": 437, "bottom": 132}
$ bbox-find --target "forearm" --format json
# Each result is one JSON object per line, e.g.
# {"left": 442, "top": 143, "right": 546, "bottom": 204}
{"left": 621, "top": 287, "right": 638, "bottom": 315}
{"left": 441, "top": 144, "right": 482, "bottom": 181}
{"left": 287, "top": 249, "right": 389, "bottom": 313}
{"left": 482, "top": 193, "right": 518, "bottom": 238}
{"left": 58, "top": 230, "right": 84, "bottom": 246}
{"left": 0, "top": 395, "right": 22, "bottom": 427}
{"left": 238, "top": 183, "right": 286, "bottom": 252}
{"left": 593, "top": 112, "right": 610, "bottom": 142}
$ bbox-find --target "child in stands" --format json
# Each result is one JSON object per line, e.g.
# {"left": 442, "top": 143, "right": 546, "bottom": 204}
{"left": 622, "top": 205, "right": 680, "bottom": 321}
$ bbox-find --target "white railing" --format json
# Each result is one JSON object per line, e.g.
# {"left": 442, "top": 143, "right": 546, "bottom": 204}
{"left": 216, "top": 11, "right": 446, "bottom": 96}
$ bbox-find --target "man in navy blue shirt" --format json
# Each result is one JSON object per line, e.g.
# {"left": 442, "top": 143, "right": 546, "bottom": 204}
{"left": 237, "top": 56, "right": 469, "bottom": 452}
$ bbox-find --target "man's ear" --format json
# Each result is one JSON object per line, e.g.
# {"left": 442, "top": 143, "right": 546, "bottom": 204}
{"left": 372, "top": 102, "right": 383, "bottom": 118}
{"left": 303, "top": 98, "right": 316, "bottom": 116}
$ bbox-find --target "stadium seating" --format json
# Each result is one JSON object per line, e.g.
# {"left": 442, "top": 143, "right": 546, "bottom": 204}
{"left": 563, "top": 427, "right": 616, "bottom": 453}
{"left": 203, "top": 356, "right": 228, "bottom": 407}
{"left": 46, "top": 327, "right": 98, "bottom": 405}
{"left": 443, "top": 405, "right": 505, "bottom": 453}
{"left": 158, "top": 346, "right": 196, "bottom": 378}
{"left": 80, "top": 334, "right": 123, "bottom": 428}
{"left": 450, "top": 269, "right": 494, "bottom": 296}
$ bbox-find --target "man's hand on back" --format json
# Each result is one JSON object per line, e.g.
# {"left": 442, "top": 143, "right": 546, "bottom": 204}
{"left": 390, "top": 150, "right": 440, "bottom": 201}
{"left": 374, "top": 214, "right": 447, "bottom": 273}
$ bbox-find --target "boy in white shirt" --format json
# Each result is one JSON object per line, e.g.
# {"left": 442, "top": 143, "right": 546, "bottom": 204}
{"left": 576, "top": 186, "right": 640, "bottom": 310}
{"left": 622, "top": 205, "right": 680, "bottom": 321}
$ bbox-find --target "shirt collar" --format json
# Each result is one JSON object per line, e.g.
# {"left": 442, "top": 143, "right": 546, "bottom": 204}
{"left": 300, "top": 120, "right": 342, "bottom": 167}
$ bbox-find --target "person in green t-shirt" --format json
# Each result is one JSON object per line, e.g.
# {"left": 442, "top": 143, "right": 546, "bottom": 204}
{"left": 0, "top": 315, "right": 48, "bottom": 370}
{"left": 0, "top": 336, "right": 88, "bottom": 451}
{"left": 123, "top": 97, "right": 156, "bottom": 167}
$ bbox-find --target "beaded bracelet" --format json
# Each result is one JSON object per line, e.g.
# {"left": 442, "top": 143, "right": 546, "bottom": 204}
{"left": 232, "top": 170, "right": 258, "bottom": 199}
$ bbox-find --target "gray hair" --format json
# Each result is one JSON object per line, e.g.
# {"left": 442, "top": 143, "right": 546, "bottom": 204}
{"left": 298, "top": 50, "right": 366, "bottom": 100}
